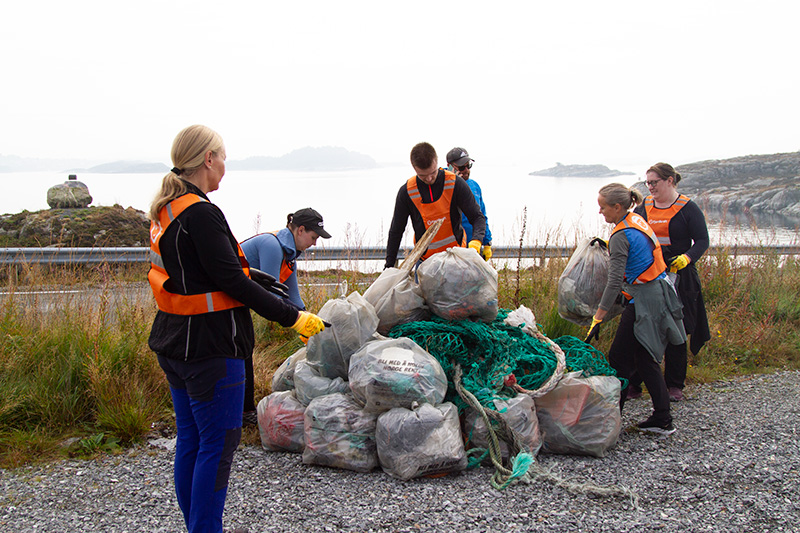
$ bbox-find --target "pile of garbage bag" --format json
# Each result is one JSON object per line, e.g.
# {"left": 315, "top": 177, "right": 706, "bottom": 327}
{"left": 256, "top": 247, "right": 622, "bottom": 482}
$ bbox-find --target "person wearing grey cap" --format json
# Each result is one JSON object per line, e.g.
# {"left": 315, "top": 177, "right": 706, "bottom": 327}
{"left": 239, "top": 207, "right": 331, "bottom": 425}
{"left": 446, "top": 147, "right": 493, "bottom": 260}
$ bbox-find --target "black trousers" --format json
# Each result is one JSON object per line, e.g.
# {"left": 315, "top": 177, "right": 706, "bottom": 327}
{"left": 607, "top": 305, "right": 672, "bottom": 423}
{"left": 629, "top": 341, "right": 688, "bottom": 392}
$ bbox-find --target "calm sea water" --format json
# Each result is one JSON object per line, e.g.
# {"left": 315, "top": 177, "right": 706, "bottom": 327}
{"left": 6, "top": 166, "right": 799, "bottom": 252}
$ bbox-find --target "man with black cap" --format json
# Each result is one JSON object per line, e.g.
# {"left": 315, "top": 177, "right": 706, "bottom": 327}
{"left": 385, "top": 142, "right": 487, "bottom": 269}
{"left": 239, "top": 207, "right": 331, "bottom": 424}
{"left": 446, "top": 147, "right": 493, "bottom": 260}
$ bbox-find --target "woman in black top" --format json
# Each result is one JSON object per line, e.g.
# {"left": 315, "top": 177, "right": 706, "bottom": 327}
{"left": 629, "top": 162, "right": 711, "bottom": 402}
{"left": 148, "top": 125, "right": 325, "bottom": 533}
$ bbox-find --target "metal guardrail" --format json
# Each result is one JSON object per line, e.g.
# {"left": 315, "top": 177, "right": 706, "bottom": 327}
{"left": 2, "top": 245, "right": 800, "bottom": 265}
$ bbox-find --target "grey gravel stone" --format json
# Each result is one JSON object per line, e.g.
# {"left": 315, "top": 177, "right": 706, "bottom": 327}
{"left": 1, "top": 371, "right": 798, "bottom": 532}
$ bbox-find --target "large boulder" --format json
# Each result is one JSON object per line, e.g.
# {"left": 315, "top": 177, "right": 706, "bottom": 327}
{"left": 47, "top": 175, "right": 92, "bottom": 209}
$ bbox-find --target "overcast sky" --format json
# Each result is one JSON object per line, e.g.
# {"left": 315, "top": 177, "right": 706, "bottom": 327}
{"left": 3, "top": 1, "right": 798, "bottom": 169}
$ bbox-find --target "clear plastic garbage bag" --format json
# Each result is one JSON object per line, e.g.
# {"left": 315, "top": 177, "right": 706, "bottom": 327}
{"left": 362, "top": 267, "right": 430, "bottom": 334}
{"left": 417, "top": 247, "right": 498, "bottom": 322}
{"left": 534, "top": 371, "right": 621, "bottom": 457}
{"left": 271, "top": 347, "right": 307, "bottom": 392}
{"left": 293, "top": 360, "right": 349, "bottom": 406}
{"left": 256, "top": 390, "right": 305, "bottom": 453}
{"left": 558, "top": 237, "right": 624, "bottom": 326}
{"left": 348, "top": 337, "right": 447, "bottom": 413}
{"left": 302, "top": 393, "right": 378, "bottom": 473}
{"left": 306, "top": 292, "right": 379, "bottom": 379}
{"left": 463, "top": 394, "right": 542, "bottom": 463}
{"left": 376, "top": 402, "right": 467, "bottom": 481}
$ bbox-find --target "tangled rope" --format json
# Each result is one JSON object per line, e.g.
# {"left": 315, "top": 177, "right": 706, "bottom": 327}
{"left": 389, "top": 308, "right": 636, "bottom": 503}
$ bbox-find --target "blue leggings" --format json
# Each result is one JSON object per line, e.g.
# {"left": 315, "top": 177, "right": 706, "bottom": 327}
{"left": 158, "top": 356, "right": 245, "bottom": 533}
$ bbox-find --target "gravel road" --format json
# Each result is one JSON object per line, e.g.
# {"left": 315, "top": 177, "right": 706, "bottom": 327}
{"left": 2, "top": 371, "right": 798, "bottom": 533}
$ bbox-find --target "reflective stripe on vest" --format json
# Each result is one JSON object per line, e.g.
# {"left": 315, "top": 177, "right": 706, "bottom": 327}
{"left": 148, "top": 193, "right": 249, "bottom": 315}
{"left": 610, "top": 211, "right": 667, "bottom": 284}
{"left": 407, "top": 170, "right": 466, "bottom": 260}
{"left": 643, "top": 194, "right": 690, "bottom": 246}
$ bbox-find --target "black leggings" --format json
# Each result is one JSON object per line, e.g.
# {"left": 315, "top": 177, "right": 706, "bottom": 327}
{"left": 607, "top": 305, "right": 672, "bottom": 422}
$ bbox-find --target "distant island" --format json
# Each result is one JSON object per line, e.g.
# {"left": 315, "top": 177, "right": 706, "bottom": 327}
{"left": 529, "top": 163, "right": 635, "bottom": 178}
{"left": 67, "top": 160, "right": 170, "bottom": 173}
{"left": 0, "top": 146, "right": 378, "bottom": 173}
{"left": 227, "top": 146, "right": 377, "bottom": 171}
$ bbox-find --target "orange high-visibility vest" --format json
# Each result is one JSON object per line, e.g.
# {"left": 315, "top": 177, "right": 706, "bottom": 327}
{"left": 270, "top": 231, "right": 296, "bottom": 283}
{"left": 610, "top": 211, "right": 667, "bottom": 284}
{"left": 148, "top": 194, "right": 249, "bottom": 315}
{"left": 407, "top": 170, "right": 466, "bottom": 260}
{"left": 642, "top": 194, "right": 690, "bottom": 247}
{"left": 239, "top": 230, "right": 296, "bottom": 283}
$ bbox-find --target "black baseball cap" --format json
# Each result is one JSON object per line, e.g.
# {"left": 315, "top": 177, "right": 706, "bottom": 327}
{"left": 291, "top": 208, "right": 331, "bottom": 238}
{"left": 446, "top": 147, "right": 473, "bottom": 167}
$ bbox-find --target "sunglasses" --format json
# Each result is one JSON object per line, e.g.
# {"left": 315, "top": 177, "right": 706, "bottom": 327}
{"left": 645, "top": 179, "right": 665, "bottom": 187}
{"left": 453, "top": 162, "right": 473, "bottom": 171}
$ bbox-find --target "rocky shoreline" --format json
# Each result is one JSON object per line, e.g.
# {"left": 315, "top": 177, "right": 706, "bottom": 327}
{"left": 635, "top": 152, "right": 800, "bottom": 221}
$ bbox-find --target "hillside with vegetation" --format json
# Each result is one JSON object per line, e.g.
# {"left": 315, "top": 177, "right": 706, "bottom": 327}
{"left": 0, "top": 205, "right": 149, "bottom": 247}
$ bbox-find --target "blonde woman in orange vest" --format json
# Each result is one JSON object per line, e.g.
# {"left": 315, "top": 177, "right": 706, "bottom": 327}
{"left": 148, "top": 125, "right": 325, "bottom": 533}
{"left": 239, "top": 208, "right": 331, "bottom": 425}
{"left": 588, "top": 183, "right": 686, "bottom": 435}
{"left": 384, "top": 142, "right": 487, "bottom": 269}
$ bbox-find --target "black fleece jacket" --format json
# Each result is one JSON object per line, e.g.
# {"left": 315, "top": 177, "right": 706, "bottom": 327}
{"left": 148, "top": 182, "right": 299, "bottom": 362}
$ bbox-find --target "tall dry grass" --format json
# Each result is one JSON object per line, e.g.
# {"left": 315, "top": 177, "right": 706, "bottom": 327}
{"left": 0, "top": 265, "right": 170, "bottom": 467}
{"left": 3, "top": 222, "right": 800, "bottom": 464}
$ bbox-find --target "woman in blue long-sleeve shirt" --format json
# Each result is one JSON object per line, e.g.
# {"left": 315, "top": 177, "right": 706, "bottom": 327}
{"left": 239, "top": 208, "right": 331, "bottom": 423}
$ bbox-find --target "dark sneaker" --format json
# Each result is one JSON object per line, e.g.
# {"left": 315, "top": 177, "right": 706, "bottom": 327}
{"left": 636, "top": 416, "right": 676, "bottom": 435}
{"left": 242, "top": 411, "right": 258, "bottom": 427}
{"left": 626, "top": 388, "right": 643, "bottom": 400}
{"left": 668, "top": 387, "right": 684, "bottom": 402}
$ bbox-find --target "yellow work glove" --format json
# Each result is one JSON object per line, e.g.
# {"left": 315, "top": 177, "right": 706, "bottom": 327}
{"left": 585, "top": 316, "right": 602, "bottom": 343}
{"left": 468, "top": 240, "right": 482, "bottom": 254}
{"left": 669, "top": 254, "right": 690, "bottom": 273}
{"left": 589, "top": 237, "right": 608, "bottom": 249}
{"left": 290, "top": 311, "right": 326, "bottom": 344}
{"left": 481, "top": 244, "right": 493, "bottom": 261}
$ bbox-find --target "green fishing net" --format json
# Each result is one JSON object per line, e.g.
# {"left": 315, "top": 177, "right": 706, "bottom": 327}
{"left": 387, "top": 309, "right": 624, "bottom": 411}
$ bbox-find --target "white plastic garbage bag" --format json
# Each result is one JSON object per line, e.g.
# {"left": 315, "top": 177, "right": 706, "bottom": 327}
{"left": 417, "top": 247, "right": 498, "bottom": 322}
{"left": 348, "top": 337, "right": 447, "bottom": 413}
{"left": 534, "top": 371, "right": 621, "bottom": 457}
{"left": 558, "top": 237, "right": 624, "bottom": 326}
{"left": 306, "top": 292, "right": 379, "bottom": 379}
{"left": 256, "top": 390, "right": 305, "bottom": 453}
{"left": 271, "top": 347, "right": 307, "bottom": 392}
{"left": 293, "top": 360, "right": 349, "bottom": 406}
{"left": 302, "top": 393, "right": 378, "bottom": 473}
{"left": 376, "top": 402, "right": 467, "bottom": 481}
{"left": 362, "top": 267, "right": 430, "bottom": 334}
{"left": 463, "top": 394, "right": 542, "bottom": 462}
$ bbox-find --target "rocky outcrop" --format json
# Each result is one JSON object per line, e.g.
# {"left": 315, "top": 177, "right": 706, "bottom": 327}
{"left": 47, "top": 175, "right": 92, "bottom": 208}
{"left": 529, "top": 163, "right": 634, "bottom": 178}
{"left": 0, "top": 205, "right": 149, "bottom": 247}
{"left": 632, "top": 152, "right": 800, "bottom": 220}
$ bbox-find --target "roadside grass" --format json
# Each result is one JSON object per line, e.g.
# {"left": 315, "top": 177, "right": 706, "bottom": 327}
{"left": 3, "top": 236, "right": 800, "bottom": 464}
